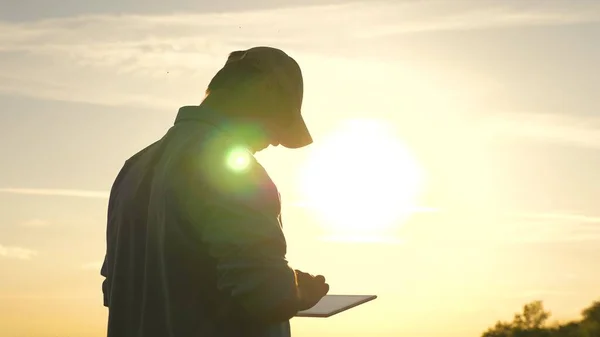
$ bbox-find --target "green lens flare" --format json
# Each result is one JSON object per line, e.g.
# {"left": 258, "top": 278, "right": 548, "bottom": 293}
{"left": 226, "top": 147, "right": 251, "bottom": 172}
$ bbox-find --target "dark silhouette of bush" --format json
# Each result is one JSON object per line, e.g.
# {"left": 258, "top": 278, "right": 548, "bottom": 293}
{"left": 482, "top": 299, "right": 600, "bottom": 337}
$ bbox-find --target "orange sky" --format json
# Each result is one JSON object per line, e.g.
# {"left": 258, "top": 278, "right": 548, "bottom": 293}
{"left": 1, "top": 1, "right": 600, "bottom": 336}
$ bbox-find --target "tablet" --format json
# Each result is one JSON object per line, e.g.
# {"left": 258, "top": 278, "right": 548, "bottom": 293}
{"left": 295, "top": 295, "right": 377, "bottom": 318}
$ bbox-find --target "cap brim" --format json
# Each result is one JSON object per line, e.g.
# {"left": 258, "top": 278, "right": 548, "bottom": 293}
{"left": 279, "top": 114, "right": 313, "bottom": 149}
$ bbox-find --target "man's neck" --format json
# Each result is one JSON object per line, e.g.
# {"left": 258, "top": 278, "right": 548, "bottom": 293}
{"left": 196, "top": 100, "right": 269, "bottom": 153}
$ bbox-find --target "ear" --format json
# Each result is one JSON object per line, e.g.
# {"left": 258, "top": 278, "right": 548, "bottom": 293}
{"left": 226, "top": 50, "right": 247, "bottom": 64}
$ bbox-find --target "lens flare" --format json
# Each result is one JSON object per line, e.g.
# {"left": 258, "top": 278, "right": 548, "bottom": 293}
{"left": 226, "top": 147, "right": 252, "bottom": 172}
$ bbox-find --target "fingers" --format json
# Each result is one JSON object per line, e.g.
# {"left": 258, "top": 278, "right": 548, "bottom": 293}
{"left": 313, "top": 275, "right": 329, "bottom": 295}
{"left": 295, "top": 270, "right": 308, "bottom": 283}
{"left": 297, "top": 272, "right": 328, "bottom": 296}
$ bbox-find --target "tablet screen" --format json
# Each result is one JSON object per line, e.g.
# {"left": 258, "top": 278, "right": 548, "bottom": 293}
{"left": 295, "top": 294, "right": 377, "bottom": 318}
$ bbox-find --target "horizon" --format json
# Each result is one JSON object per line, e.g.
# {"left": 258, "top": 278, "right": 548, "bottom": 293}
{"left": 1, "top": 1, "right": 600, "bottom": 336}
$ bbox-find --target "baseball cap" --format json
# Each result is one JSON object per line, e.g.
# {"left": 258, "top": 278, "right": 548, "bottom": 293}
{"left": 218, "top": 46, "right": 313, "bottom": 149}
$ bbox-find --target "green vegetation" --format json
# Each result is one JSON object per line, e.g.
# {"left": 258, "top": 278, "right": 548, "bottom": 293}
{"left": 482, "top": 300, "right": 600, "bottom": 337}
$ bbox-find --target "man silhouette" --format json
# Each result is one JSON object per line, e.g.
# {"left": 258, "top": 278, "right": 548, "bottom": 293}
{"left": 100, "top": 47, "right": 329, "bottom": 337}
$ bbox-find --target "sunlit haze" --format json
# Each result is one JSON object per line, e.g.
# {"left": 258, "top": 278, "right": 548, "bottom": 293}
{"left": 1, "top": 1, "right": 600, "bottom": 336}
{"left": 300, "top": 118, "right": 424, "bottom": 239}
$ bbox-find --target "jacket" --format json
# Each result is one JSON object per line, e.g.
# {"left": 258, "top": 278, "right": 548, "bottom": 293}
{"left": 100, "top": 106, "right": 299, "bottom": 337}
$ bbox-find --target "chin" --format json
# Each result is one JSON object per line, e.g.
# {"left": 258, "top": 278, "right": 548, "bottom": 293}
{"left": 259, "top": 146, "right": 270, "bottom": 153}
{"left": 253, "top": 144, "right": 269, "bottom": 153}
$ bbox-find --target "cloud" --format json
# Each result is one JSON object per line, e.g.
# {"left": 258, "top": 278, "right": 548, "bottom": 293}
{"left": 478, "top": 112, "right": 600, "bottom": 150}
{"left": 81, "top": 261, "right": 103, "bottom": 271}
{"left": 515, "top": 212, "right": 600, "bottom": 225}
{"left": 500, "top": 211, "right": 600, "bottom": 243}
{"left": 292, "top": 201, "right": 437, "bottom": 213}
{"left": 0, "top": 1, "right": 598, "bottom": 109}
{"left": 319, "top": 234, "right": 403, "bottom": 244}
{"left": 0, "top": 0, "right": 598, "bottom": 158}
{"left": 417, "top": 209, "right": 600, "bottom": 244}
{"left": 355, "top": 2, "right": 600, "bottom": 38}
{"left": 0, "top": 188, "right": 109, "bottom": 199}
{"left": 21, "top": 219, "right": 50, "bottom": 227}
{"left": 0, "top": 244, "right": 37, "bottom": 260}
{"left": 508, "top": 289, "right": 575, "bottom": 300}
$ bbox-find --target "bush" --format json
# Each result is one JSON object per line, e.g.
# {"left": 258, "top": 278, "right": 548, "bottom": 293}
{"left": 481, "top": 299, "right": 600, "bottom": 337}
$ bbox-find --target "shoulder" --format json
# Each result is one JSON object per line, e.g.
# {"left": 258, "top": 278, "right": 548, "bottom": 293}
{"left": 111, "top": 140, "right": 162, "bottom": 192}
{"left": 201, "top": 142, "right": 274, "bottom": 201}
{"left": 175, "top": 128, "right": 277, "bottom": 202}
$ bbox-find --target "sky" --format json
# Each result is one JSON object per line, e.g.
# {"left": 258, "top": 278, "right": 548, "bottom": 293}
{"left": 1, "top": 0, "right": 600, "bottom": 336}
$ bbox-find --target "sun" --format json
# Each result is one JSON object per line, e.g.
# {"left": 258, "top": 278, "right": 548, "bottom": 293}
{"left": 299, "top": 118, "right": 424, "bottom": 238}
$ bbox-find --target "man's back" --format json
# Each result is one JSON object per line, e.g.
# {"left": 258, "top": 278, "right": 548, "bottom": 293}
{"left": 101, "top": 108, "right": 298, "bottom": 337}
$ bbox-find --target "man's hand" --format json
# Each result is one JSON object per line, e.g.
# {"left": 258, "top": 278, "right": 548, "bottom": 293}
{"left": 295, "top": 270, "right": 329, "bottom": 311}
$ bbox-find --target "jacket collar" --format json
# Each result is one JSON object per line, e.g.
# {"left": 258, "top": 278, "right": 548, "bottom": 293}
{"left": 175, "top": 105, "right": 224, "bottom": 125}
{"left": 174, "top": 105, "right": 267, "bottom": 151}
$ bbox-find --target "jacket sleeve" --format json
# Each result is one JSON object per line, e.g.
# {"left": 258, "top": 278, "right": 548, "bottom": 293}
{"left": 100, "top": 158, "right": 133, "bottom": 308}
{"left": 179, "top": 145, "right": 301, "bottom": 322}
{"left": 101, "top": 258, "right": 109, "bottom": 307}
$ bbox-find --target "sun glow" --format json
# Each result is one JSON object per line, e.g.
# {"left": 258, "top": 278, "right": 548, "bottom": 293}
{"left": 299, "top": 119, "right": 424, "bottom": 237}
